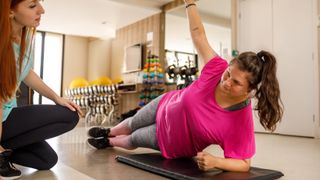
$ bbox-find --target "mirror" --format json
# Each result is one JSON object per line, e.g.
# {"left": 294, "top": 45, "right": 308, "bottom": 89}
{"left": 123, "top": 44, "right": 143, "bottom": 73}
{"left": 165, "top": 0, "right": 232, "bottom": 70}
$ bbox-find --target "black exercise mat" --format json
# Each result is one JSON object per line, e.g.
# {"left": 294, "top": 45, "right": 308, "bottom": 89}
{"left": 116, "top": 153, "right": 283, "bottom": 180}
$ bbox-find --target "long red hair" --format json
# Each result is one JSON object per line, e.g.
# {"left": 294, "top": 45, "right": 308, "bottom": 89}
{"left": 0, "top": 0, "right": 34, "bottom": 102}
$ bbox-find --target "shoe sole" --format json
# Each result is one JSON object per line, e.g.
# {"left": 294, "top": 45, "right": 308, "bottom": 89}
{"left": 86, "top": 137, "right": 105, "bottom": 150}
{"left": 0, "top": 174, "right": 22, "bottom": 180}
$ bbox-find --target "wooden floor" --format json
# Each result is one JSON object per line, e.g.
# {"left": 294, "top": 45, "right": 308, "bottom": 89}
{"left": 16, "top": 119, "right": 320, "bottom": 180}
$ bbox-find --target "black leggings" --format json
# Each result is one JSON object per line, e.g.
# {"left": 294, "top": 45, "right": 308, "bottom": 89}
{"left": 1, "top": 105, "right": 79, "bottom": 170}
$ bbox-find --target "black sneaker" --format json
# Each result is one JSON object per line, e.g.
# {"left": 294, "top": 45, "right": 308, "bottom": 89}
{"left": 0, "top": 150, "right": 22, "bottom": 180}
{"left": 87, "top": 137, "right": 112, "bottom": 149}
{"left": 88, "top": 127, "right": 110, "bottom": 138}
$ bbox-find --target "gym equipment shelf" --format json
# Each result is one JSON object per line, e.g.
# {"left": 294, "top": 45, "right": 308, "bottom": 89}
{"left": 65, "top": 84, "right": 119, "bottom": 127}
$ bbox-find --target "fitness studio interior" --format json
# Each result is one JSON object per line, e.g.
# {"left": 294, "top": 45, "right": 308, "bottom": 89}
{"left": 7, "top": 0, "right": 320, "bottom": 179}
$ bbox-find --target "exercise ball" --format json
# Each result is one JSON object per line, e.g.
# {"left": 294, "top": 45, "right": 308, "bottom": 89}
{"left": 90, "top": 76, "right": 112, "bottom": 85}
{"left": 112, "top": 77, "right": 123, "bottom": 84}
{"left": 69, "top": 78, "right": 89, "bottom": 89}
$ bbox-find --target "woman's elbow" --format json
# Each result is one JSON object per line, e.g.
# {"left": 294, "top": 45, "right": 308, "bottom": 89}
{"left": 240, "top": 160, "right": 251, "bottom": 172}
{"left": 241, "top": 165, "right": 251, "bottom": 172}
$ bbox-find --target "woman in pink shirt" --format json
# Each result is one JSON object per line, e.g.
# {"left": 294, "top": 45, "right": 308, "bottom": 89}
{"left": 87, "top": 0, "right": 283, "bottom": 172}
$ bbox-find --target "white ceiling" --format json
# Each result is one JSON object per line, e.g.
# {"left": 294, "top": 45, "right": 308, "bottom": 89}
{"left": 38, "top": 0, "right": 230, "bottom": 39}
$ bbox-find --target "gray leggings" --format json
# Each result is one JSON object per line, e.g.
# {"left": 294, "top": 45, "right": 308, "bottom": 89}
{"left": 126, "top": 95, "right": 163, "bottom": 150}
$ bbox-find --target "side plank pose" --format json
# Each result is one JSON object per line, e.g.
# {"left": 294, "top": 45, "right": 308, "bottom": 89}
{"left": 87, "top": 0, "right": 283, "bottom": 172}
{"left": 0, "top": 0, "right": 81, "bottom": 179}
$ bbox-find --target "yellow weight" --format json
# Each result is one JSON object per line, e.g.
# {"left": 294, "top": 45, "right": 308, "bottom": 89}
{"left": 149, "top": 67, "right": 155, "bottom": 72}
{"left": 157, "top": 68, "right": 163, "bottom": 73}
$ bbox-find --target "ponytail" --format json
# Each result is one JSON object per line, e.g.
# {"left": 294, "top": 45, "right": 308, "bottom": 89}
{"left": 231, "top": 51, "right": 283, "bottom": 131}
{"left": 255, "top": 51, "right": 283, "bottom": 131}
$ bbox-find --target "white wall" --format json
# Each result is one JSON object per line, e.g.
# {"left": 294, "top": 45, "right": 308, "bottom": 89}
{"left": 62, "top": 36, "right": 113, "bottom": 95}
{"left": 238, "top": 0, "right": 318, "bottom": 137}
{"left": 63, "top": 35, "right": 89, "bottom": 95}
{"left": 88, "top": 38, "right": 112, "bottom": 81}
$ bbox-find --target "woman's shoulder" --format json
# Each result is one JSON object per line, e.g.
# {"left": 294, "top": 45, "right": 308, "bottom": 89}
{"left": 201, "top": 55, "right": 228, "bottom": 76}
{"left": 205, "top": 55, "right": 228, "bottom": 68}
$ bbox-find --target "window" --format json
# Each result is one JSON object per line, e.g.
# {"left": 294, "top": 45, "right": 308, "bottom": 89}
{"left": 33, "top": 32, "right": 64, "bottom": 104}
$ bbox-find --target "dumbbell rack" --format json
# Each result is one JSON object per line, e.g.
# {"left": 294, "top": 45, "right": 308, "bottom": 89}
{"left": 165, "top": 56, "right": 198, "bottom": 90}
{"left": 140, "top": 54, "right": 165, "bottom": 107}
{"left": 65, "top": 84, "right": 119, "bottom": 127}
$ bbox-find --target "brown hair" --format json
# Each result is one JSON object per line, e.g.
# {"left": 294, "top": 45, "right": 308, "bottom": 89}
{"left": 0, "top": 0, "right": 34, "bottom": 102}
{"left": 230, "top": 51, "right": 283, "bottom": 131}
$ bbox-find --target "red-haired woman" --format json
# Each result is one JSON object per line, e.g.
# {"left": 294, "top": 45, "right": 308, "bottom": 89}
{"left": 0, "top": 0, "right": 81, "bottom": 179}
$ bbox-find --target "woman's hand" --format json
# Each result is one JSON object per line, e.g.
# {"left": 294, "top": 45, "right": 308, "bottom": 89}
{"left": 0, "top": 145, "right": 5, "bottom": 153}
{"left": 54, "top": 96, "right": 83, "bottom": 116}
{"left": 195, "top": 151, "right": 251, "bottom": 172}
{"left": 195, "top": 152, "right": 219, "bottom": 171}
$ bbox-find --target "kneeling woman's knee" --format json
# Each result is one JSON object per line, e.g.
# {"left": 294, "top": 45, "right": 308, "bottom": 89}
{"left": 67, "top": 110, "right": 80, "bottom": 129}
{"left": 57, "top": 106, "right": 79, "bottom": 129}
{"left": 38, "top": 152, "right": 58, "bottom": 170}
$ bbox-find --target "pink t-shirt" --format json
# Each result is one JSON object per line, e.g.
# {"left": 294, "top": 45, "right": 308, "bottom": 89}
{"left": 156, "top": 56, "right": 255, "bottom": 159}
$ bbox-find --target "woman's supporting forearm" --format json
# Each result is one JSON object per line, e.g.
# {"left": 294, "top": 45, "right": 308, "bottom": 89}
{"left": 196, "top": 152, "right": 251, "bottom": 172}
{"left": 215, "top": 157, "right": 251, "bottom": 172}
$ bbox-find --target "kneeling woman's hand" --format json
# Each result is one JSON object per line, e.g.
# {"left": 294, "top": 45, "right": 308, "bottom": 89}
{"left": 55, "top": 96, "right": 83, "bottom": 116}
